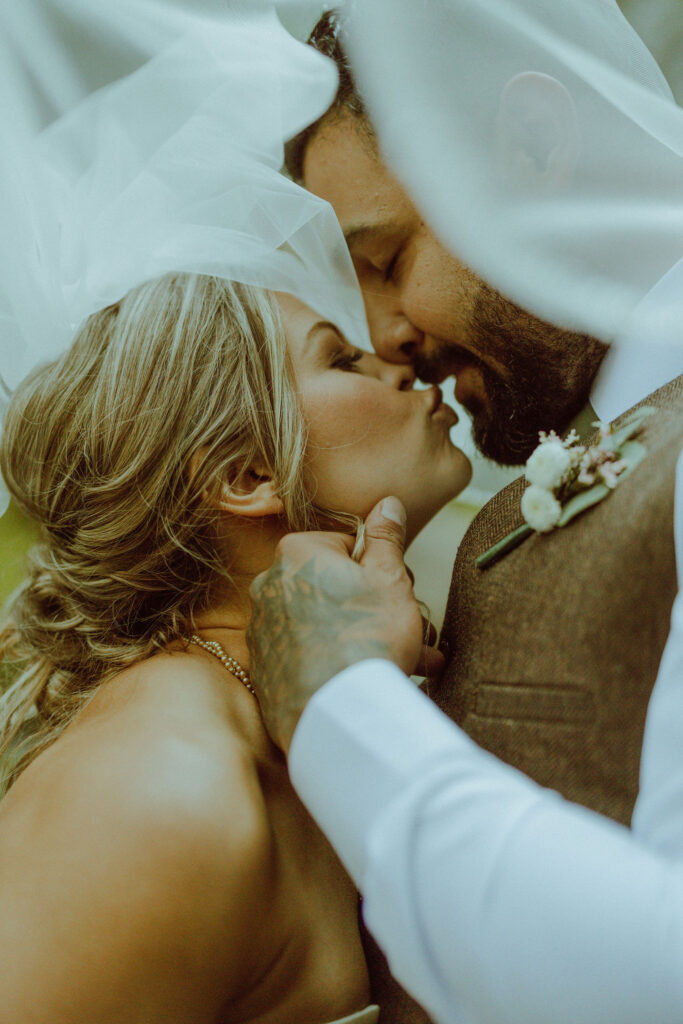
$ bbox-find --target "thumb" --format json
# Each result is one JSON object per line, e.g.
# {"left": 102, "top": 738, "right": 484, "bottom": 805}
{"left": 361, "top": 496, "right": 408, "bottom": 569}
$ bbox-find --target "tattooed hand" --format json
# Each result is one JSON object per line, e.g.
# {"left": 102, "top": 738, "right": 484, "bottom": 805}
{"left": 247, "top": 496, "right": 443, "bottom": 752}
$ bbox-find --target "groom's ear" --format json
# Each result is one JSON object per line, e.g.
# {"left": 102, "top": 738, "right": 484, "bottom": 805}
{"left": 189, "top": 449, "right": 284, "bottom": 518}
{"left": 495, "top": 71, "right": 580, "bottom": 192}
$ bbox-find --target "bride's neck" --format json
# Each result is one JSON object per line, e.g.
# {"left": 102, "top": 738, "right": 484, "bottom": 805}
{"left": 192, "top": 513, "right": 286, "bottom": 663}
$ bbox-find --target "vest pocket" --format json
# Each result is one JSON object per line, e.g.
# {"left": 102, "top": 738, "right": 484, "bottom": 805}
{"left": 470, "top": 681, "right": 595, "bottom": 725}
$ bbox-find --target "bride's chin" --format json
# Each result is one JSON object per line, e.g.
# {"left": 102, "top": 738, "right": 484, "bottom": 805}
{"left": 453, "top": 448, "right": 473, "bottom": 493}
{"left": 413, "top": 455, "right": 473, "bottom": 537}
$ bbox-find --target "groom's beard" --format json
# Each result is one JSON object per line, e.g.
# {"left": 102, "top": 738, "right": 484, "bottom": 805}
{"left": 414, "top": 285, "right": 609, "bottom": 466}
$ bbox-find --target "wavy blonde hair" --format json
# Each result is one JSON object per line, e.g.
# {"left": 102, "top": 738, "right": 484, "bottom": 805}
{"left": 0, "top": 273, "right": 332, "bottom": 788}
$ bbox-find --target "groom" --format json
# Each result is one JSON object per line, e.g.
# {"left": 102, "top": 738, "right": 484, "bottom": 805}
{"left": 284, "top": 9, "right": 683, "bottom": 824}
{"left": 253, "top": 9, "right": 683, "bottom": 1022}
{"left": 285, "top": 12, "right": 608, "bottom": 470}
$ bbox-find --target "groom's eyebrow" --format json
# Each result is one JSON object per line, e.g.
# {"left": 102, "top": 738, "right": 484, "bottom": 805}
{"left": 343, "top": 222, "right": 392, "bottom": 248}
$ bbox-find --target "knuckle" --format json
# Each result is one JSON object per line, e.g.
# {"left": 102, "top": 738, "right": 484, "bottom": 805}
{"left": 249, "top": 572, "right": 265, "bottom": 598}
{"left": 386, "top": 562, "right": 414, "bottom": 589}
{"left": 275, "top": 532, "right": 297, "bottom": 557}
{"left": 275, "top": 531, "right": 314, "bottom": 561}
{"left": 367, "top": 521, "right": 403, "bottom": 545}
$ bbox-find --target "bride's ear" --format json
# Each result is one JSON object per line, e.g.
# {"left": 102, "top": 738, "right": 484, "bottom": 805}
{"left": 189, "top": 450, "right": 285, "bottom": 518}
{"left": 214, "top": 468, "right": 285, "bottom": 518}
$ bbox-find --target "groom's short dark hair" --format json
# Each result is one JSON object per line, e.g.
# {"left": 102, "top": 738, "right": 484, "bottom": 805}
{"left": 284, "top": 10, "right": 372, "bottom": 183}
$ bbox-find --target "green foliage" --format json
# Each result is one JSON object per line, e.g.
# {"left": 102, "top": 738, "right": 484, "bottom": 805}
{"left": 0, "top": 502, "right": 38, "bottom": 694}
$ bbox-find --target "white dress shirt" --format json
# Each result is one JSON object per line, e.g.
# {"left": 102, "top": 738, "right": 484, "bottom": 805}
{"left": 289, "top": 273, "right": 683, "bottom": 1024}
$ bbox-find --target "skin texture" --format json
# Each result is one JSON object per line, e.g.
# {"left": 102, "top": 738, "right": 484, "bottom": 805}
{"left": 302, "top": 111, "right": 608, "bottom": 464}
{"left": 0, "top": 296, "right": 458, "bottom": 1023}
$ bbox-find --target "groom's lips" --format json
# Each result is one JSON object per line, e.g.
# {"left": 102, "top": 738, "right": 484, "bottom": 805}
{"left": 416, "top": 345, "right": 496, "bottom": 413}
{"left": 426, "top": 357, "right": 488, "bottom": 412}
{"left": 428, "top": 385, "right": 443, "bottom": 413}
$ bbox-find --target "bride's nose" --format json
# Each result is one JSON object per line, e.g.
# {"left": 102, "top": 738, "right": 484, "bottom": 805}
{"left": 375, "top": 358, "right": 415, "bottom": 391}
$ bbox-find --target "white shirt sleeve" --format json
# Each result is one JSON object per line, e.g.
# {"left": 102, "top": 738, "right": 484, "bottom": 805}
{"left": 288, "top": 452, "right": 683, "bottom": 1024}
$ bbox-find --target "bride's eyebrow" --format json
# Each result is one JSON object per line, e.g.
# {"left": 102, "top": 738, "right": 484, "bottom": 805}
{"left": 304, "top": 320, "right": 349, "bottom": 349}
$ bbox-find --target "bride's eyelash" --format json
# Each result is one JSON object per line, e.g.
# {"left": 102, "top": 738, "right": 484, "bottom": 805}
{"left": 331, "top": 348, "right": 364, "bottom": 371}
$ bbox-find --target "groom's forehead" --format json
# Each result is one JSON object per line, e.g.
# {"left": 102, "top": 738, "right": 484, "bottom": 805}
{"left": 302, "top": 112, "right": 415, "bottom": 232}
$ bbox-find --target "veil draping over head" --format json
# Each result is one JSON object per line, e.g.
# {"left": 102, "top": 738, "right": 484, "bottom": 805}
{"left": 0, "top": 0, "right": 369, "bottom": 431}
{"left": 345, "top": 0, "right": 683, "bottom": 350}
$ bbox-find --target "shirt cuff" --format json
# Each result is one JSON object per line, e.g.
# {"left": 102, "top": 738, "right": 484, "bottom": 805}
{"left": 288, "top": 658, "right": 463, "bottom": 885}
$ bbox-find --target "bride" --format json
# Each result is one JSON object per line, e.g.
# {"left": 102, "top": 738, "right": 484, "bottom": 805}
{"left": 0, "top": 273, "right": 469, "bottom": 1024}
{"left": 0, "top": 6, "right": 470, "bottom": 1022}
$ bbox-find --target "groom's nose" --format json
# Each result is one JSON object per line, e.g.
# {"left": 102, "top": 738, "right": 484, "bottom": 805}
{"left": 365, "top": 300, "right": 424, "bottom": 366}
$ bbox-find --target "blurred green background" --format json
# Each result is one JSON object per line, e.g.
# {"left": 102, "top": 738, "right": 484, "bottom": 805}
{"left": 0, "top": 503, "right": 38, "bottom": 701}
{"left": 0, "top": 503, "right": 38, "bottom": 603}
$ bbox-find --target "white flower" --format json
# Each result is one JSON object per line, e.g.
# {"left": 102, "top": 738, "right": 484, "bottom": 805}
{"left": 521, "top": 485, "right": 562, "bottom": 532}
{"left": 599, "top": 458, "right": 628, "bottom": 489}
{"left": 525, "top": 439, "right": 572, "bottom": 490}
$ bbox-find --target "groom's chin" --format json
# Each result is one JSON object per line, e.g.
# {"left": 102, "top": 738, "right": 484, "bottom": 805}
{"left": 470, "top": 400, "right": 574, "bottom": 466}
{"left": 470, "top": 365, "right": 594, "bottom": 466}
{"left": 472, "top": 418, "right": 537, "bottom": 466}
{"left": 471, "top": 404, "right": 585, "bottom": 466}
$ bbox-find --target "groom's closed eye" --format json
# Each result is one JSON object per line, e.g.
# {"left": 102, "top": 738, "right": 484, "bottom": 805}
{"left": 344, "top": 222, "right": 407, "bottom": 285}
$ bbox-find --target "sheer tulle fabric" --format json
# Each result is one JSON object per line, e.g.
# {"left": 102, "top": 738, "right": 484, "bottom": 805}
{"left": 345, "top": 0, "right": 683, "bottom": 346}
{"left": 0, "top": 1, "right": 368, "bottom": 396}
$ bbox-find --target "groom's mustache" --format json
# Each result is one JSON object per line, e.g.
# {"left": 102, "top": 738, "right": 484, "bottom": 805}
{"left": 412, "top": 344, "right": 485, "bottom": 390}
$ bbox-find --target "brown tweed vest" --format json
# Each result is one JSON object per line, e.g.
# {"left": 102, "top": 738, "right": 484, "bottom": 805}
{"left": 435, "top": 375, "right": 683, "bottom": 825}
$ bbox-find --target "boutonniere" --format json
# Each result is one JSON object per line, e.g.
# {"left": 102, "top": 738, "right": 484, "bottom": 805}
{"left": 476, "top": 406, "right": 655, "bottom": 570}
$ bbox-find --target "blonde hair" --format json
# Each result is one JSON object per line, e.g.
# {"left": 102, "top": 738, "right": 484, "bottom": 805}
{"left": 0, "top": 273, "right": 327, "bottom": 787}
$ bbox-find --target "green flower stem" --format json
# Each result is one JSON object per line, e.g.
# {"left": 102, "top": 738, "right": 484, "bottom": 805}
{"left": 476, "top": 523, "right": 533, "bottom": 570}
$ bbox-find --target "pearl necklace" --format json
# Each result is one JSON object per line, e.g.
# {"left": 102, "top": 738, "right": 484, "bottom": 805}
{"left": 183, "top": 633, "right": 255, "bottom": 696}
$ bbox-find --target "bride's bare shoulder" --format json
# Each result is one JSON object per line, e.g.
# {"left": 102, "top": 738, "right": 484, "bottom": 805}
{"left": 7, "top": 648, "right": 268, "bottom": 850}
{"left": 0, "top": 651, "right": 277, "bottom": 1019}
{"left": 1, "top": 648, "right": 274, "bottom": 891}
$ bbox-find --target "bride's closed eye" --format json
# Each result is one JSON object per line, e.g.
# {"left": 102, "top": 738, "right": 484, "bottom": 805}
{"left": 330, "top": 348, "right": 364, "bottom": 372}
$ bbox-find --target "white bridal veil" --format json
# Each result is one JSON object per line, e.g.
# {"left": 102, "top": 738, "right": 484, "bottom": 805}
{"left": 0, "top": 0, "right": 368, "bottom": 417}
{"left": 345, "top": 0, "right": 683, "bottom": 350}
